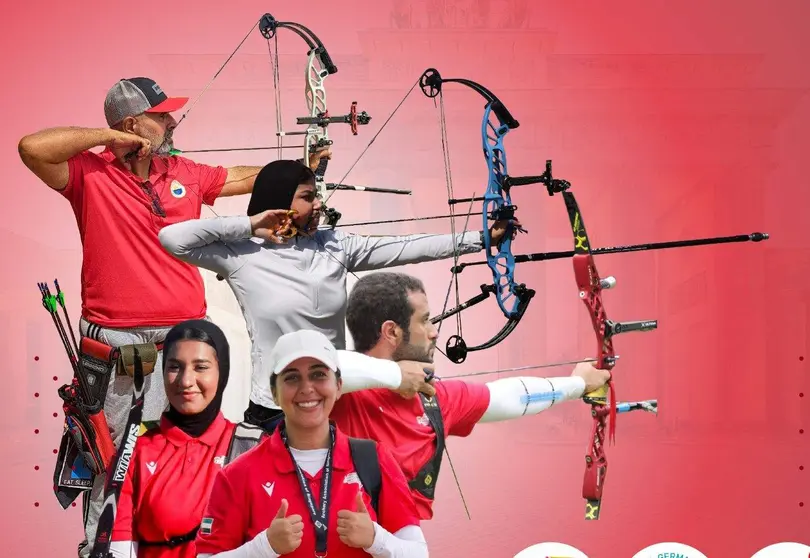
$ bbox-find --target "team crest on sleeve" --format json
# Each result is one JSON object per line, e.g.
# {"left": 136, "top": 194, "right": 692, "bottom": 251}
{"left": 200, "top": 517, "right": 214, "bottom": 535}
{"left": 170, "top": 180, "right": 186, "bottom": 198}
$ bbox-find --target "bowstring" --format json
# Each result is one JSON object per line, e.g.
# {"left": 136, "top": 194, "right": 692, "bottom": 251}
{"left": 269, "top": 33, "right": 283, "bottom": 160}
{"left": 319, "top": 77, "right": 480, "bottom": 519}
{"left": 432, "top": 92, "right": 477, "bottom": 353}
{"left": 438, "top": 358, "right": 599, "bottom": 380}
{"left": 427, "top": 90, "right": 477, "bottom": 520}
{"left": 151, "top": 16, "right": 271, "bottom": 220}
{"left": 174, "top": 20, "right": 261, "bottom": 131}
{"left": 322, "top": 79, "right": 421, "bottom": 208}
{"left": 320, "top": 80, "right": 481, "bottom": 359}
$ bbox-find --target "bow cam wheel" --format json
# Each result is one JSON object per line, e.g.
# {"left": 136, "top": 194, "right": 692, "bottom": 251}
{"left": 259, "top": 13, "right": 279, "bottom": 39}
{"left": 445, "top": 335, "right": 468, "bottom": 364}
{"left": 419, "top": 68, "right": 443, "bottom": 98}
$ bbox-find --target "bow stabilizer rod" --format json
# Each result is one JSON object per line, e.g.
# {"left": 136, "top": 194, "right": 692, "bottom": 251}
{"left": 325, "top": 183, "right": 412, "bottom": 195}
{"left": 452, "top": 233, "right": 770, "bottom": 273}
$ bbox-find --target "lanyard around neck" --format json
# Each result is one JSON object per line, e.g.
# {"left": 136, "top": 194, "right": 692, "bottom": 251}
{"left": 280, "top": 424, "right": 336, "bottom": 556}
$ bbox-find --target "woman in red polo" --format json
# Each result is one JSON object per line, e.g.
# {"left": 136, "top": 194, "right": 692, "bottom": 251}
{"left": 109, "top": 320, "right": 237, "bottom": 557}
{"left": 195, "top": 330, "right": 428, "bottom": 558}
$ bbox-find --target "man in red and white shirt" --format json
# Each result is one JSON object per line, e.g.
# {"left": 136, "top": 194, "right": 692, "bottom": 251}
{"left": 332, "top": 271, "right": 613, "bottom": 519}
{"left": 17, "top": 77, "right": 322, "bottom": 558}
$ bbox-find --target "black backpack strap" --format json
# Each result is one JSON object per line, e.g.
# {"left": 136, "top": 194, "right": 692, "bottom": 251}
{"left": 348, "top": 437, "right": 381, "bottom": 516}
{"left": 225, "top": 422, "right": 269, "bottom": 465}
{"left": 408, "top": 393, "right": 445, "bottom": 501}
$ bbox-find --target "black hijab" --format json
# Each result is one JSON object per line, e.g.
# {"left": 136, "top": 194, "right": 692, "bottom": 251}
{"left": 246, "top": 159, "right": 316, "bottom": 216}
{"left": 161, "top": 319, "right": 230, "bottom": 438}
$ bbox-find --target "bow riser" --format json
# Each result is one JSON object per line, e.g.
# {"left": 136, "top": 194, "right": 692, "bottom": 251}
{"left": 557, "top": 187, "right": 659, "bottom": 521}
{"left": 419, "top": 68, "right": 540, "bottom": 364}
{"left": 303, "top": 51, "right": 336, "bottom": 224}
{"left": 583, "top": 415, "right": 608, "bottom": 520}
{"left": 481, "top": 107, "right": 521, "bottom": 319}
{"left": 304, "top": 49, "right": 330, "bottom": 166}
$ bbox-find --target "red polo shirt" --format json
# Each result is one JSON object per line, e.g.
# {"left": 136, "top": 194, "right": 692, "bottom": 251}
{"left": 111, "top": 413, "right": 236, "bottom": 558}
{"left": 330, "top": 379, "right": 491, "bottom": 519}
{"left": 61, "top": 148, "right": 227, "bottom": 328}
{"left": 196, "top": 424, "right": 420, "bottom": 557}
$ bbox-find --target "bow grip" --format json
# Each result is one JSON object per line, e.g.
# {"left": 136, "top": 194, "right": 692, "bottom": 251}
{"left": 583, "top": 384, "right": 610, "bottom": 406}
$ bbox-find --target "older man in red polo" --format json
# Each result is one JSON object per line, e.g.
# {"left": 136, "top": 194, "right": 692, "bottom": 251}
{"left": 18, "top": 76, "right": 325, "bottom": 557}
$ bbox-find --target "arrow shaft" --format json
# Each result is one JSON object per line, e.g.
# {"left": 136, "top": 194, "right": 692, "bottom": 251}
{"left": 453, "top": 232, "right": 769, "bottom": 272}
{"left": 171, "top": 145, "right": 306, "bottom": 154}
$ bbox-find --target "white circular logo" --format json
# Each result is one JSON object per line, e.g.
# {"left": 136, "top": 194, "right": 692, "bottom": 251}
{"left": 514, "top": 542, "right": 589, "bottom": 558}
{"left": 170, "top": 180, "right": 186, "bottom": 198}
{"left": 632, "top": 542, "right": 708, "bottom": 558}
{"left": 750, "top": 542, "right": 810, "bottom": 557}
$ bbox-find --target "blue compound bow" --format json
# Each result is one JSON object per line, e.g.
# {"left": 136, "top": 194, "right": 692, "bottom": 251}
{"left": 415, "top": 68, "right": 569, "bottom": 363}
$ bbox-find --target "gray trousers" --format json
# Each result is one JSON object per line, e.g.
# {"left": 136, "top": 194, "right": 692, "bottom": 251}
{"left": 77, "top": 317, "right": 172, "bottom": 558}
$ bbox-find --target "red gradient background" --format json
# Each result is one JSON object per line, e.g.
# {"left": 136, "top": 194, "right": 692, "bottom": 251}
{"left": 2, "top": 1, "right": 808, "bottom": 557}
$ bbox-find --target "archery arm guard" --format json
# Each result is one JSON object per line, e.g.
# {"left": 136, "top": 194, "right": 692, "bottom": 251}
{"left": 336, "top": 351, "right": 402, "bottom": 393}
{"left": 478, "top": 376, "right": 587, "bottom": 423}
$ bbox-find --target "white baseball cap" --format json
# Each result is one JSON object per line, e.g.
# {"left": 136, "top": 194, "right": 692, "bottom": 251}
{"left": 268, "top": 330, "right": 339, "bottom": 376}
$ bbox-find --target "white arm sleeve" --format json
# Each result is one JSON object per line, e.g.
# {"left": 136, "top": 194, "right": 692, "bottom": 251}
{"left": 479, "top": 376, "right": 586, "bottom": 423}
{"left": 337, "top": 351, "right": 402, "bottom": 393}
{"left": 364, "top": 524, "right": 429, "bottom": 558}
{"left": 197, "top": 530, "right": 279, "bottom": 558}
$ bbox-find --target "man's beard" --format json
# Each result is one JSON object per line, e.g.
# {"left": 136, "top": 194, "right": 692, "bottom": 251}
{"left": 392, "top": 341, "right": 435, "bottom": 364}
{"left": 153, "top": 131, "right": 174, "bottom": 155}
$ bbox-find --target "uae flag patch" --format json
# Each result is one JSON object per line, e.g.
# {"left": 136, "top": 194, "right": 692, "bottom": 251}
{"left": 200, "top": 517, "right": 214, "bottom": 535}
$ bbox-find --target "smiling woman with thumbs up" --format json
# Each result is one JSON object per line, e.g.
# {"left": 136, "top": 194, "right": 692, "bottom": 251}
{"left": 195, "top": 330, "right": 429, "bottom": 558}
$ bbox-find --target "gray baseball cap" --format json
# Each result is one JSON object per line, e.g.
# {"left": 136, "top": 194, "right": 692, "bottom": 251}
{"left": 104, "top": 77, "right": 188, "bottom": 127}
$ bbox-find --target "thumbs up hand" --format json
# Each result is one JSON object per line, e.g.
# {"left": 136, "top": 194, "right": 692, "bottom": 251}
{"left": 336, "top": 490, "right": 375, "bottom": 549}
{"left": 354, "top": 491, "right": 369, "bottom": 514}
{"left": 266, "top": 498, "right": 304, "bottom": 554}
